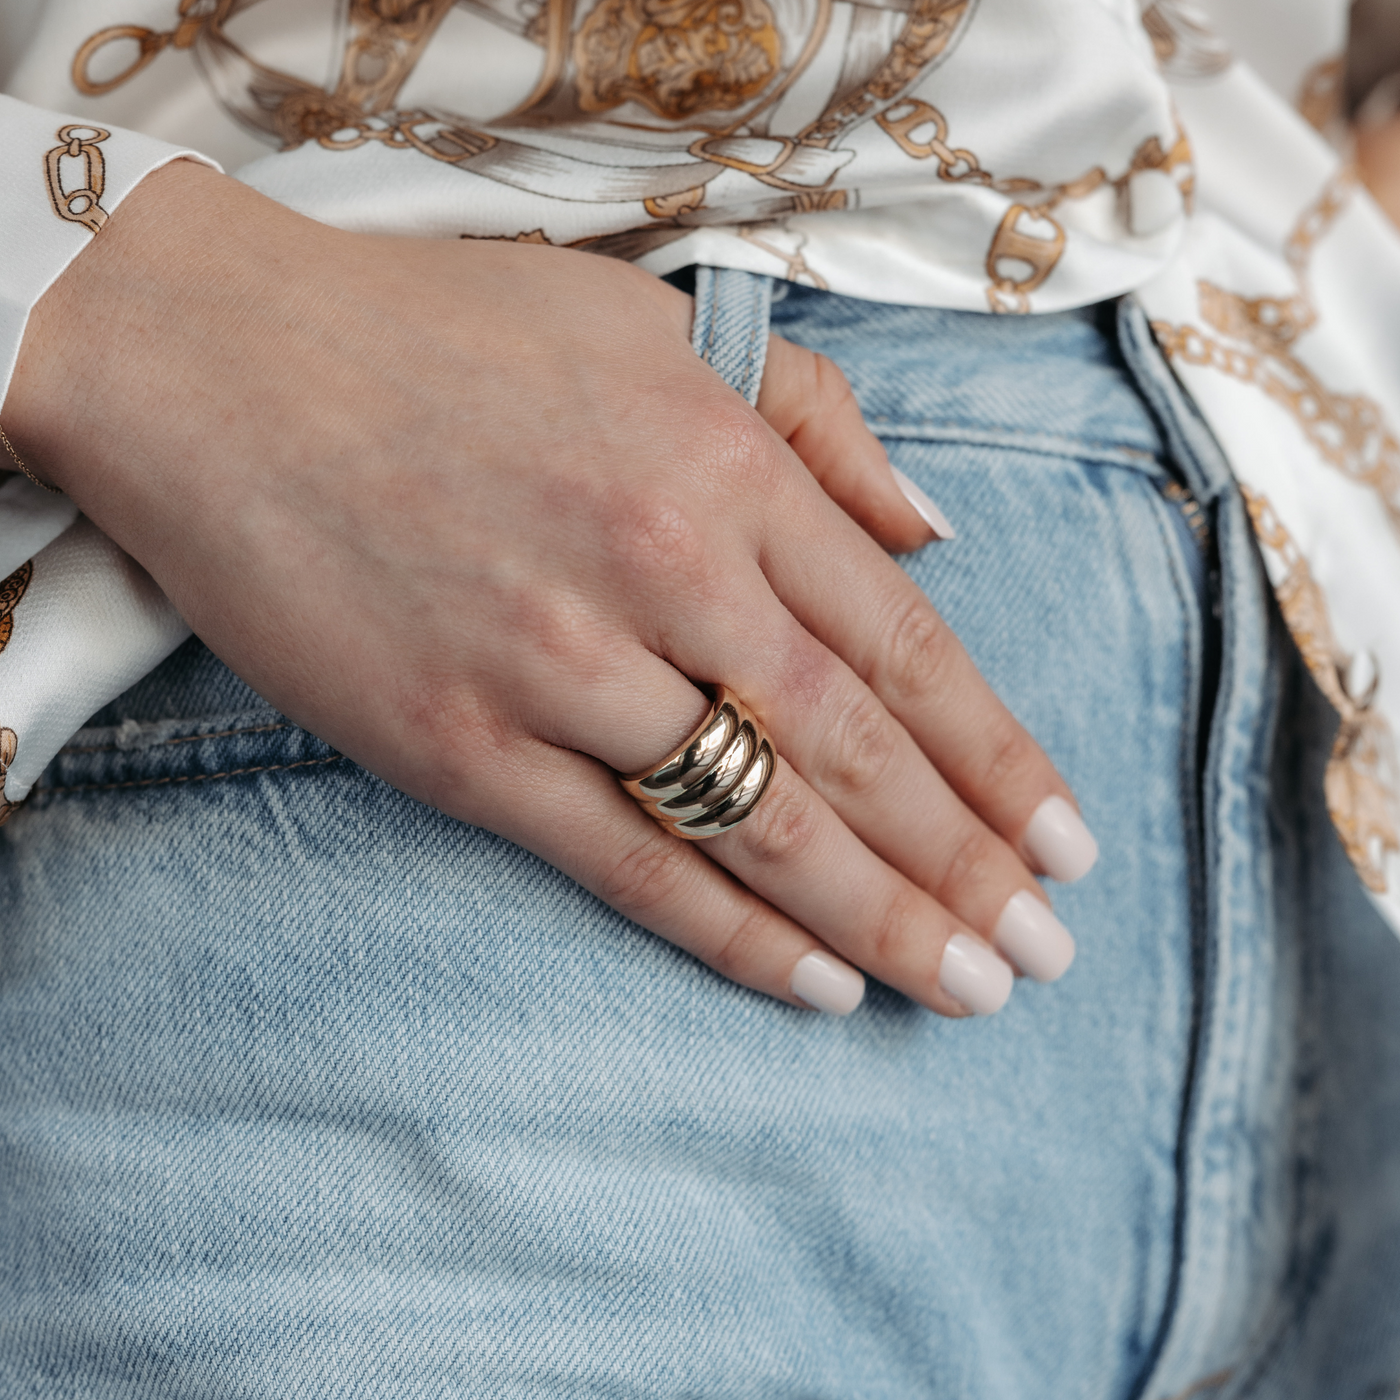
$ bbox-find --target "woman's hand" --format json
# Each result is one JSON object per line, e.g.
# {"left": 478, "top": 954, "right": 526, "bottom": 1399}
{"left": 5, "top": 161, "right": 1095, "bottom": 1017}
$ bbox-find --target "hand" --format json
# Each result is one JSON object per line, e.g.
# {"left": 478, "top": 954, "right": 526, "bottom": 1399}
{"left": 5, "top": 161, "right": 1096, "bottom": 1017}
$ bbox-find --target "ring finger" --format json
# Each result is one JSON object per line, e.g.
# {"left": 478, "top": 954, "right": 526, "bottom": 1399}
{"left": 551, "top": 650, "right": 1019, "bottom": 1017}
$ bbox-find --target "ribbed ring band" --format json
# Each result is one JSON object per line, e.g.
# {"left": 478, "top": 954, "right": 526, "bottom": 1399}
{"left": 620, "top": 685, "right": 776, "bottom": 840}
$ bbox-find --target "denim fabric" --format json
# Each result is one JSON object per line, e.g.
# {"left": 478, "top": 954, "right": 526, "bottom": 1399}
{"left": 690, "top": 266, "right": 771, "bottom": 406}
{"left": 3, "top": 277, "right": 1400, "bottom": 1398}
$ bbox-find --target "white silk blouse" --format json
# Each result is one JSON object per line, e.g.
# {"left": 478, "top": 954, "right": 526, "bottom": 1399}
{"left": 2, "top": 0, "right": 1399, "bottom": 934}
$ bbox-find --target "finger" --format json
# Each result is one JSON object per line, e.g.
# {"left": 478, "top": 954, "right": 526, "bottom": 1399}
{"left": 646, "top": 574, "right": 1078, "bottom": 983}
{"left": 754, "top": 464, "right": 1099, "bottom": 883}
{"left": 757, "top": 335, "right": 954, "bottom": 552}
{"left": 478, "top": 734, "right": 867, "bottom": 1016}
{"left": 541, "top": 650, "right": 1025, "bottom": 1012}
{"left": 709, "top": 755, "right": 1015, "bottom": 1016}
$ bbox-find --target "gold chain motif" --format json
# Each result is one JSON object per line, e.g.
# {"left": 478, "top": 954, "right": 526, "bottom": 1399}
{"left": 574, "top": 0, "right": 783, "bottom": 120}
{"left": 1151, "top": 169, "right": 1400, "bottom": 896}
{"left": 0, "top": 561, "right": 33, "bottom": 828}
{"left": 1297, "top": 54, "right": 1344, "bottom": 134}
{"left": 1153, "top": 313, "right": 1400, "bottom": 538}
{"left": 1153, "top": 170, "right": 1400, "bottom": 541}
{"left": 1140, "top": 1, "right": 1231, "bottom": 80}
{"left": 795, "top": 0, "right": 971, "bottom": 149}
{"left": 73, "top": 0, "right": 451, "bottom": 150}
{"left": 44, "top": 124, "right": 110, "bottom": 234}
{"left": 1241, "top": 489, "right": 1400, "bottom": 892}
{"left": 868, "top": 90, "right": 1194, "bottom": 312}
{"left": 64, "top": 0, "right": 1185, "bottom": 305}
{"left": 0, "top": 725, "right": 17, "bottom": 827}
{"left": 1, "top": 424, "right": 62, "bottom": 494}
{"left": 0, "top": 560, "right": 32, "bottom": 658}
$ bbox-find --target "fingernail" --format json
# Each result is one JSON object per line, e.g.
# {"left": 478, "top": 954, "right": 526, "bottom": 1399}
{"left": 892, "top": 467, "right": 956, "bottom": 540}
{"left": 993, "top": 890, "right": 1076, "bottom": 983}
{"left": 938, "top": 933, "right": 1013, "bottom": 1016}
{"left": 1023, "top": 795, "right": 1099, "bottom": 883}
{"left": 791, "top": 950, "right": 866, "bottom": 1015}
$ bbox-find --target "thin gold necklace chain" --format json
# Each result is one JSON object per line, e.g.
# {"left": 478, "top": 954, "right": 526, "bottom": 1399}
{"left": 0, "top": 424, "right": 63, "bottom": 495}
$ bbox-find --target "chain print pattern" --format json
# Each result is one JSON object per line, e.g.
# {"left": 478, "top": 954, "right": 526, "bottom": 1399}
{"left": 1297, "top": 54, "right": 1345, "bottom": 134}
{"left": 1241, "top": 489, "right": 1400, "bottom": 892}
{"left": 65, "top": 0, "right": 1191, "bottom": 309}
{"left": 1150, "top": 170, "right": 1400, "bottom": 895}
{"left": 867, "top": 93, "right": 1193, "bottom": 312}
{"left": 0, "top": 725, "right": 16, "bottom": 826}
{"left": 0, "top": 560, "right": 32, "bottom": 659}
{"left": 1152, "top": 169, "right": 1400, "bottom": 540}
{"left": 73, "top": 0, "right": 457, "bottom": 146}
{"left": 0, "top": 562, "right": 33, "bottom": 827}
{"left": 43, "top": 124, "right": 110, "bottom": 233}
{"left": 1139, "top": 1, "right": 1231, "bottom": 81}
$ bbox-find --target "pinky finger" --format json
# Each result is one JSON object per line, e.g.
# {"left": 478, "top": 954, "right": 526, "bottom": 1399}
{"left": 482, "top": 737, "right": 867, "bottom": 1016}
{"left": 756, "top": 335, "right": 955, "bottom": 552}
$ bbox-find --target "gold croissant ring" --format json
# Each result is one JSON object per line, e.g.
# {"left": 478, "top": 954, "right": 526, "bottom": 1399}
{"left": 621, "top": 686, "right": 776, "bottom": 840}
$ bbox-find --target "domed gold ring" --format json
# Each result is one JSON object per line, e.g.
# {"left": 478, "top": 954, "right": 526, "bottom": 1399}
{"left": 620, "top": 685, "right": 776, "bottom": 840}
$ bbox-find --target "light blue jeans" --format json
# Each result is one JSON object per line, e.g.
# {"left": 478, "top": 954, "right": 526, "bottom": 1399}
{"left": 3, "top": 271, "right": 1400, "bottom": 1399}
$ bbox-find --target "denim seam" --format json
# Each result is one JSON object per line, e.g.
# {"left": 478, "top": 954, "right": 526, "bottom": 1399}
{"left": 37, "top": 753, "right": 343, "bottom": 798}
{"left": 58, "top": 721, "right": 289, "bottom": 756}
{"left": 1129, "top": 477, "right": 1211, "bottom": 1400}
{"left": 1207, "top": 500, "right": 1277, "bottom": 1400}
{"left": 1118, "top": 298, "right": 1234, "bottom": 505}
{"left": 1228, "top": 611, "right": 1329, "bottom": 1400}
{"left": 742, "top": 276, "right": 762, "bottom": 393}
{"left": 870, "top": 420, "right": 1164, "bottom": 472}
{"left": 1147, "top": 490, "right": 1238, "bottom": 1399}
{"left": 1150, "top": 482, "right": 1282, "bottom": 1400}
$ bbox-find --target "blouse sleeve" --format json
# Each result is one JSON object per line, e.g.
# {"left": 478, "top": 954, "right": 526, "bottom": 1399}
{"left": 0, "top": 94, "right": 222, "bottom": 820}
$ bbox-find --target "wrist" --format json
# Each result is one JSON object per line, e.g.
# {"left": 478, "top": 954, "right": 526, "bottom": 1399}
{"left": 3, "top": 160, "right": 305, "bottom": 502}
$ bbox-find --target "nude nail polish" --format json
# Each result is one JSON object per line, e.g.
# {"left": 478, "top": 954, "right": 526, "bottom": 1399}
{"left": 791, "top": 950, "right": 866, "bottom": 1015}
{"left": 1023, "top": 795, "right": 1099, "bottom": 883}
{"left": 993, "top": 890, "right": 1076, "bottom": 983}
{"left": 938, "top": 933, "right": 1013, "bottom": 1015}
{"left": 892, "top": 467, "right": 956, "bottom": 540}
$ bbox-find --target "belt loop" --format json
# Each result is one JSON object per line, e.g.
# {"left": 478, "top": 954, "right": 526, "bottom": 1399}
{"left": 690, "top": 267, "right": 775, "bottom": 407}
{"left": 1117, "top": 294, "right": 1234, "bottom": 507}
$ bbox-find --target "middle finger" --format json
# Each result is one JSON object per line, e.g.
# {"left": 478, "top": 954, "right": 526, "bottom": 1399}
{"left": 641, "top": 560, "right": 1077, "bottom": 985}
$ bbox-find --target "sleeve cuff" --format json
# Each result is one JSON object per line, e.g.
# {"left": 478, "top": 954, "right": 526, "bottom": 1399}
{"left": 0, "top": 93, "right": 222, "bottom": 412}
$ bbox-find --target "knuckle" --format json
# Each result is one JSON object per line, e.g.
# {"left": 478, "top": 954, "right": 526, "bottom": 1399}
{"left": 976, "top": 722, "right": 1041, "bottom": 797}
{"left": 812, "top": 352, "right": 857, "bottom": 412}
{"left": 769, "top": 628, "right": 842, "bottom": 715}
{"left": 596, "top": 830, "right": 690, "bottom": 918}
{"left": 934, "top": 823, "right": 1001, "bottom": 902}
{"left": 821, "top": 689, "right": 899, "bottom": 801}
{"left": 402, "top": 680, "right": 498, "bottom": 759}
{"left": 606, "top": 482, "right": 710, "bottom": 586}
{"left": 866, "top": 884, "right": 927, "bottom": 967}
{"left": 736, "top": 771, "right": 821, "bottom": 867}
{"left": 696, "top": 401, "right": 786, "bottom": 493}
{"left": 875, "top": 594, "right": 956, "bottom": 702}
{"left": 512, "top": 589, "right": 609, "bottom": 673}
{"left": 396, "top": 692, "right": 519, "bottom": 818}
{"left": 705, "top": 904, "right": 769, "bottom": 984}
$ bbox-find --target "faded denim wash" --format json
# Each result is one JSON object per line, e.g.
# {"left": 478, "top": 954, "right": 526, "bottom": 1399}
{"left": 2, "top": 271, "right": 1399, "bottom": 1399}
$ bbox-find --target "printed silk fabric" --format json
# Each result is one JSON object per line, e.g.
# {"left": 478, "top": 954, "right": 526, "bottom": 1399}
{"left": 1, "top": 0, "right": 1399, "bottom": 932}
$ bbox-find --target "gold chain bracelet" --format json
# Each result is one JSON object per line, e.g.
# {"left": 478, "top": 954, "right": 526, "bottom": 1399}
{"left": 0, "top": 424, "right": 63, "bottom": 495}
